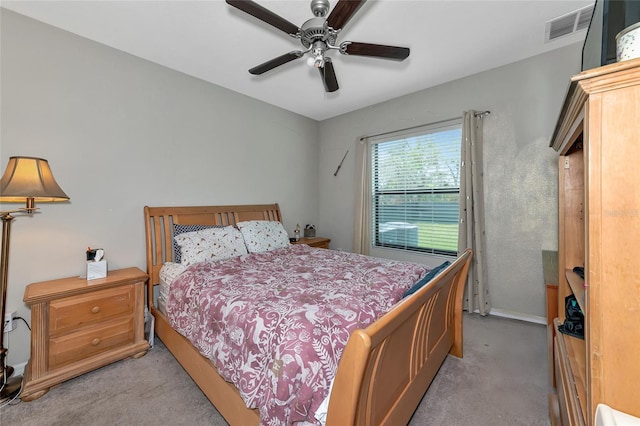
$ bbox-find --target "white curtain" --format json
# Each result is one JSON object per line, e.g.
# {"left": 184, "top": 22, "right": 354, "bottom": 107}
{"left": 353, "top": 139, "right": 371, "bottom": 255}
{"left": 458, "top": 111, "right": 490, "bottom": 315}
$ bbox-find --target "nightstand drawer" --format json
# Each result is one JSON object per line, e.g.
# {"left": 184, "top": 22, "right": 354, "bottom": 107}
{"left": 49, "top": 285, "right": 135, "bottom": 335}
{"left": 49, "top": 317, "right": 134, "bottom": 369}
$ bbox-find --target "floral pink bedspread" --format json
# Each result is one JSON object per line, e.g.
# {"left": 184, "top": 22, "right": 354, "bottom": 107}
{"left": 167, "top": 244, "right": 429, "bottom": 425}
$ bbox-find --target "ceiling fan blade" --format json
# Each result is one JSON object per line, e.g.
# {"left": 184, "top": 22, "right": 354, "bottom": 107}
{"left": 341, "top": 42, "right": 410, "bottom": 60}
{"left": 326, "top": 0, "right": 366, "bottom": 31}
{"left": 226, "top": 0, "right": 299, "bottom": 36}
{"left": 249, "top": 51, "right": 303, "bottom": 75}
{"left": 319, "top": 59, "right": 339, "bottom": 93}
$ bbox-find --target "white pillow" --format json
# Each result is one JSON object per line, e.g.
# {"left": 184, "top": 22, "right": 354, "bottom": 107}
{"left": 237, "top": 220, "right": 290, "bottom": 253}
{"left": 174, "top": 226, "right": 248, "bottom": 266}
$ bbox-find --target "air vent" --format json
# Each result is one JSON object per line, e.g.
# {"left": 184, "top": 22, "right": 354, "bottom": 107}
{"left": 545, "top": 4, "right": 595, "bottom": 42}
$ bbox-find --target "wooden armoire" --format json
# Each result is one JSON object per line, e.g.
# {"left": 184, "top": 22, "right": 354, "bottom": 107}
{"left": 548, "top": 58, "right": 640, "bottom": 425}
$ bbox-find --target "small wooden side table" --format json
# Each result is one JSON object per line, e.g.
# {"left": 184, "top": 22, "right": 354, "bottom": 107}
{"left": 21, "top": 267, "right": 150, "bottom": 401}
{"left": 542, "top": 250, "right": 558, "bottom": 388}
{"left": 293, "top": 237, "right": 331, "bottom": 249}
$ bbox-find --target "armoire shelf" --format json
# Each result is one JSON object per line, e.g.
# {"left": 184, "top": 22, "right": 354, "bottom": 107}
{"left": 548, "top": 57, "right": 640, "bottom": 426}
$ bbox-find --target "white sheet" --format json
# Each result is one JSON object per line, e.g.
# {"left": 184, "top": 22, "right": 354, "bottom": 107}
{"left": 158, "top": 262, "right": 187, "bottom": 315}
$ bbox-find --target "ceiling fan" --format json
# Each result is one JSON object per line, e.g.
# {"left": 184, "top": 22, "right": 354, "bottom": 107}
{"left": 226, "top": 0, "right": 410, "bottom": 93}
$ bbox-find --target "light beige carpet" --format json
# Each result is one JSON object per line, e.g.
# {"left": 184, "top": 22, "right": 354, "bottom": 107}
{"left": 0, "top": 313, "right": 550, "bottom": 425}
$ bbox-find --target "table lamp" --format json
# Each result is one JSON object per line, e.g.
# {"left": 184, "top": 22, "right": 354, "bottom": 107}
{"left": 0, "top": 156, "right": 69, "bottom": 403}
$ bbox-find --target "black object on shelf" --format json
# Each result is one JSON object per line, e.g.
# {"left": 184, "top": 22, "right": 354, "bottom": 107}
{"left": 573, "top": 266, "right": 585, "bottom": 279}
{"left": 558, "top": 294, "right": 585, "bottom": 339}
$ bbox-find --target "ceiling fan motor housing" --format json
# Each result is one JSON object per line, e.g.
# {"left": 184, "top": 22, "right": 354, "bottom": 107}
{"left": 300, "top": 17, "right": 336, "bottom": 48}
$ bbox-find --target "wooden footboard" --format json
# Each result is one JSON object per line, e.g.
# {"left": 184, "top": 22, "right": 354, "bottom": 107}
{"left": 326, "top": 249, "right": 473, "bottom": 425}
{"left": 144, "top": 205, "right": 472, "bottom": 425}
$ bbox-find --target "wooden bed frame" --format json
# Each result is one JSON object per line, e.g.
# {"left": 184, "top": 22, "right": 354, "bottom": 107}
{"left": 144, "top": 203, "right": 473, "bottom": 425}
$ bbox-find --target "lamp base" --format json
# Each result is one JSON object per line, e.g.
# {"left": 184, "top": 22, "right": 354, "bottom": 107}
{"left": 0, "top": 374, "right": 22, "bottom": 404}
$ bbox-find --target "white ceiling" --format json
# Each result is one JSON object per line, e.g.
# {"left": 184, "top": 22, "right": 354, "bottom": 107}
{"left": 2, "top": 0, "right": 593, "bottom": 121}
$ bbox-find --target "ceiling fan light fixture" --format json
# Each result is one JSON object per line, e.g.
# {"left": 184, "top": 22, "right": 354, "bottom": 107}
{"left": 306, "top": 53, "right": 325, "bottom": 68}
{"left": 306, "top": 43, "right": 326, "bottom": 68}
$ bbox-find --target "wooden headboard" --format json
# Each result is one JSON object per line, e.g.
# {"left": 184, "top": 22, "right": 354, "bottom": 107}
{"left": 143, "top": 204, "right": 282, "bottom": 305}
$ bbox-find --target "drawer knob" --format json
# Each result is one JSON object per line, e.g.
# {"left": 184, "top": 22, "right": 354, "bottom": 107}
{"left": 91, "top": 306, "right": 101, "bottom": 314}
{"left": 91, "top": 337, "right": 101, "bottom": 346}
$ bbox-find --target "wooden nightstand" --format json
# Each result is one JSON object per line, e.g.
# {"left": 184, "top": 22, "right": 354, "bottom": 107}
{"left": 293, "top": 237, "right": 331, "bottom": 249}
{"left": 21, "top": 267, "right": 150, "bottom": 401}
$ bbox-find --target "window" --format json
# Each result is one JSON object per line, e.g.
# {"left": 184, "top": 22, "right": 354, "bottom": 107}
{"left": 371, "top": 119, "right": 462, "bottom": 256}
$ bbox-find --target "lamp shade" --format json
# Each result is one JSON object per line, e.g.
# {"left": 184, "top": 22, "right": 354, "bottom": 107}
{"left": 0, "top": 156, "right": 69, "bottom": 203}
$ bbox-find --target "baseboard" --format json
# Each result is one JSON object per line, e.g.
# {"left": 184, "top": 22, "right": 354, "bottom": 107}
{"left": 10, "top": 361, "right": 27, "bottom": 377}
{"left": 487, "top": 308, "right": 546, "bottom": 325}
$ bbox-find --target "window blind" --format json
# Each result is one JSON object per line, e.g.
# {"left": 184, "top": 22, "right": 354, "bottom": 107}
{"left": 370, "top": 119, "right": 462, "bottom": 255}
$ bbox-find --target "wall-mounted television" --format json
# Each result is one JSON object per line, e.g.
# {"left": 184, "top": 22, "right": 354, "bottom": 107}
{"left": 582, "top": 0, "right": 640, "bottom": 70}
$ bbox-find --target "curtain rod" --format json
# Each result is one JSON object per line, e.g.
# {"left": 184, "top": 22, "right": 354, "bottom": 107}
{"left": 359, "top": 110, "right": 491, "bottom": 141}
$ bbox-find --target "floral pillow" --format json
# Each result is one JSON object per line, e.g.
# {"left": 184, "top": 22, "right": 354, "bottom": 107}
{"left": 174, "top": 226, "right": 248, "bottom": 266}
{"left": 237, "top": 220, "right": 290, "bottom": 253}
{"left": 172, "top": 224, "right": 223, "bottom": 263}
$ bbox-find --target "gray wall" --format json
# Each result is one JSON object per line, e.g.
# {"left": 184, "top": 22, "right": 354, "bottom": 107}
{"left": 1, "top": 10, "right": 319, "bottom": 366}
{"left": 318, "top": 42, "right": 582, "bottom": 320}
